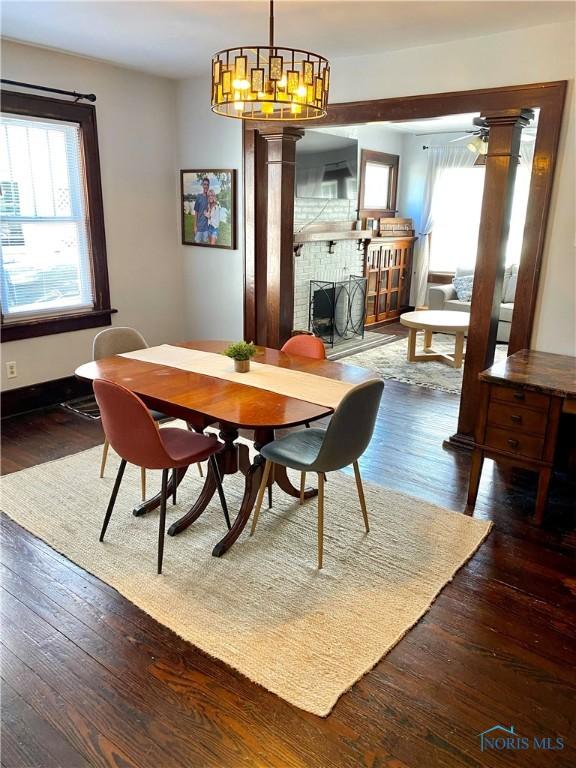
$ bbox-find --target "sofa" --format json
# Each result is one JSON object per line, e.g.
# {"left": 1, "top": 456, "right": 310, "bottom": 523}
{"left": 428, "top": 265, "right": 517, "bottom": 343}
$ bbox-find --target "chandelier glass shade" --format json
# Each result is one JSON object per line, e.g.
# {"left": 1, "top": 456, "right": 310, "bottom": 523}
{"left": 211, "top": 2, "right": 330, "bottom": 120}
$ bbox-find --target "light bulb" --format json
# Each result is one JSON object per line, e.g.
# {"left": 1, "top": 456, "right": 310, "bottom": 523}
{"left": 296, "top": 85, "right": 307, "bottom": 98}
{"left": 278, "top": 76, "right": 287, "bottom": 88}
{"left": 261, "top": 102, "right": 274, "bottom": 115}
{"left": 232, "top": 78, "right": 250, "bottom": 90}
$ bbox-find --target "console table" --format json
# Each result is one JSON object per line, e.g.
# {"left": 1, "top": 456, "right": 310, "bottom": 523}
{"left": 466, "top": 349, "right": 575, "bottom": 524}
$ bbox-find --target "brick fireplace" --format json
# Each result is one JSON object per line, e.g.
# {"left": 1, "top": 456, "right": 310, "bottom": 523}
{"left": 293, "top": 197, "right": 364, "bottom": 332}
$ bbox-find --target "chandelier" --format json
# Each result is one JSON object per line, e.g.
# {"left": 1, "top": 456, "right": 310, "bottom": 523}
{"left": 211, "top": 0, "right": 330, "bottom": 121}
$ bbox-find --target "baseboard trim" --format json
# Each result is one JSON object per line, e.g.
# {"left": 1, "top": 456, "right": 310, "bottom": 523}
{"left": 444, "top": 432, "right": 475, "bottom": 452}
{"left": 2, "top": 376, "right": 92, "bottom": 418}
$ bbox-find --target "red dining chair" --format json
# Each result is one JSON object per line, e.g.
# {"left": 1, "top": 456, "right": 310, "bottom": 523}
{"left": 281, "top": 334, "right": 326, "bottom": 360}
{"left": 94, "top": 379, "right": 230, "bottom": 574}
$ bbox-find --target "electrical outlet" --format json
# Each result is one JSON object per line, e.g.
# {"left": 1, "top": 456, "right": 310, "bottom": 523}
{"left": 6, "top": 361, "right": 17, "bottom": 379}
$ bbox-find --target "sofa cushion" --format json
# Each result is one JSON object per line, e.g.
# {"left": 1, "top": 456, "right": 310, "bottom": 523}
{"left": 445, "top": 299, "right": 514, "bottom": 323}
{"left": 504, "top": 263, "right": 518, "bottom": 303}
{"left": 452, "top": 274, "right": 474, "bottom": 301}
{"left": 444, "top": 299, "right": 473, "bottom": 313}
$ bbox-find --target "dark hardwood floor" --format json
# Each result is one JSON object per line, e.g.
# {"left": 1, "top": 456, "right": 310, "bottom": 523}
{"left": 1, "top": 380, "right": 575, "bottom": 768}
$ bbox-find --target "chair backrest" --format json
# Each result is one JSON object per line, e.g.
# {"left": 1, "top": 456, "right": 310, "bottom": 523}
{"left": 93, "top": 327, "right": 148, "bottom": 361}
{"left": 281, "top": 335, "right": 326, "bottom": 360}
{"left": 314, "top": 379, "right": 384, "bottom": 472}
{"left": 93, "top": 379, "right": 171, "bottom": 469}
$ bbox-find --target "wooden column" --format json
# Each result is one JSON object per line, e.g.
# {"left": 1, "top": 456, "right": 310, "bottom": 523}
{"left": 450, "top": 108, "right": 533, "bottom": 448}
{"left": 255, "top": 127, "right": 303, "bottom": 349}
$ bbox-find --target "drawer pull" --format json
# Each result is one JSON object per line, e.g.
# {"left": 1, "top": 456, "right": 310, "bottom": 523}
{"left": 513, "top": 391, "right": 525, "bottom": 401}
{"left": 510, "top": 414, "right": 522, "bottom": 424}
{"left": 507, "top": 438, "right": 519, "bottom": 449}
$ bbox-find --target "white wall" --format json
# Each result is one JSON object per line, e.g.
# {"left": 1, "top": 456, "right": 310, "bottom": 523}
{"left": 1, "top": 41, "right": 186, "bottom": 390}
{"left": 176, "top": 74, "right": 244, "bottom": 340}
{"left": 329, "top": 22, "right": 575, "bottom": 354}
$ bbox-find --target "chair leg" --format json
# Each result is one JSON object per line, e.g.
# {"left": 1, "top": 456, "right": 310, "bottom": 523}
{"left": 300, "top": 471, "right": 306, "bottom": 505}
{"left": 353, "top": 460, "right": 369, "bottom": 533}
{"left": 141, "top": 467, "right": 146, "bottom": 501}
{"left": 250, "top": 460, "right": 273, "bottom": 536}
{"left": 267, "top": 484, "right": 273, "bottom": 509}
{"left": 210, "top": 455, "right": 231, "bottom": 530}
{"left": 100, "top": 439, "right": 110, "bottom": 478}
{"left": 172, "top": 468, "right": 178, "bottom": 505}
{"left": 317, "top": 472, "right": 325, "bottom": 570}
{"left": 197, "top": 462, "right": 204, "bottom": 478}
{"left": 99, "top": 459, "right": 127, "bottom": 541}
{"left": 157, "top": 469, "right": 169, "bottom": 574}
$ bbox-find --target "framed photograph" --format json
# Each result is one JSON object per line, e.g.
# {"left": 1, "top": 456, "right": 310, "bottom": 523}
{"left": 181, "top": 169, "right": 236, "bottom": 249}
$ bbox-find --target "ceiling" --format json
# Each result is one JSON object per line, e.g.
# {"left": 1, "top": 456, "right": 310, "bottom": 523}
{"left": 3, "top": 1, "right": 573, "bottom": 79}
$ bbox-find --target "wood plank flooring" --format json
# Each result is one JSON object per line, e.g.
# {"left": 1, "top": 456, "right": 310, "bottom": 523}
{"left": 1, "top": 380, "right": 575, "bottom": 768}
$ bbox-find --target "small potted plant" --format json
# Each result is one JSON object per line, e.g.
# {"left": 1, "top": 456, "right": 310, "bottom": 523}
{"left": 223, "top": 340, "right": 257, "bottom": 373}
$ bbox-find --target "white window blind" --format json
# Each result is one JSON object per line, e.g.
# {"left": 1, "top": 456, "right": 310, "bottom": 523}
{"left": 0, "top": 113, "right": 94, "bottom": 323}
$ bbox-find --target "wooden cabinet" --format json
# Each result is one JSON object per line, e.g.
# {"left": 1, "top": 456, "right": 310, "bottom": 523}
{"left": 364, "top": 234, "right": 416, "bottom": 326}
{"left": 466, "top": 350, "right": 575, "bottom": 525}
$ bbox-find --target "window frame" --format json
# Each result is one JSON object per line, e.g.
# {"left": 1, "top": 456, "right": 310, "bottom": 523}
{"left": 1, "top": 90, "right": 115, "bottom": 342}
{"left": 358, "top": 149, "right": 399, "bottom": 220}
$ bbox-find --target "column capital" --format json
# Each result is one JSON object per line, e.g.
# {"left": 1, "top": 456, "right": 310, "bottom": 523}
{"left": 258, "top": 127, "right": 304, "bottom": 143}
{"left": 480, "top": 108, "right": 535, "bottom": 128}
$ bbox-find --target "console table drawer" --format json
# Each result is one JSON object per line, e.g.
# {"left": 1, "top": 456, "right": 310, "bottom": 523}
{"left": 490, "top": 384, "right": 549, "bottom": 411}
{"left": 487, "top": 401, "right": 547, "bottom": 436}
{"left": 485, "top": 426, "right": 545, "bottom": 460}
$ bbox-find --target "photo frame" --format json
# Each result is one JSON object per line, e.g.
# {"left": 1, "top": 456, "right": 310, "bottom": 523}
{"left": 181, "top": 169, "right": 237, "bottom": 249}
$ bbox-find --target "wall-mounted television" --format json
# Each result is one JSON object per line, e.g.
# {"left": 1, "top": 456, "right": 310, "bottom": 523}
{"left": 295, "top": 131, "right": 358, "bottom": 200}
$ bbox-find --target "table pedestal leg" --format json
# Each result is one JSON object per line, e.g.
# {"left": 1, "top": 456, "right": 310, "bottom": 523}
{"left": 453, "top": 332, "right": 465, "bottom": 369}
{"left": 167, "top": 426, "right": 237, "bottom": 536}
{"left": 424, "top": 329, "right": 433, "bottom": 351}
{"left": 133, "top": 466, "right": 188, "bottom": 517}
{"left": 275, "top": 465, "right": 318, "bottom": 501}
{"left": 407, "top": 328, "right": 417, "bottom": 362}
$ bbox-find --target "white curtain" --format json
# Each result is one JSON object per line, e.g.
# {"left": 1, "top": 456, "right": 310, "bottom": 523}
{"left": 413, "top": 145, "right": 475, "bottom": 307}
{"left": 296, "top": 166, "right": 325, "bottom": 197}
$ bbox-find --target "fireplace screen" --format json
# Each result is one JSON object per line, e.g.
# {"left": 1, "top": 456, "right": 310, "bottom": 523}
{"left": 309, "top": 275, "right": 367, "bottom": 346}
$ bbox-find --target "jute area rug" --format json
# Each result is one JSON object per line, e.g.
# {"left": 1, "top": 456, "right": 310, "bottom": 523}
{"left": 1, "top": 429, "right": 491, "bottom": 716}
{"left": 346, "top": 333, "right": 508, "bottom": 394}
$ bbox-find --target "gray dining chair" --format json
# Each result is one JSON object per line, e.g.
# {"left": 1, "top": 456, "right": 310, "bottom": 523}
{"left": 250, "top": 378, "right": 384, "bottom": 568}
{"left": 93, "top": 327, "right": 203, "bottom": 500}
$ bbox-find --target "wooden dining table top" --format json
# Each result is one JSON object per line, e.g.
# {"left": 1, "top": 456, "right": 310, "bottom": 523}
{"left": 75, "top": 340, "right": 376, "bottom": 429}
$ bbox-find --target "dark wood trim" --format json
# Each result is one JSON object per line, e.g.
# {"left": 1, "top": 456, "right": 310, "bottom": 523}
{"left": 1, "top": 375, "right": 93, "bottom": 418}
{"left": 0, "top": 90, "right": 111, "bottom": 339}
{"left": 428, "top": 272, "right": 454, "bottom": 285}
{"left": 358, "top": 149, "right": 399, "bottom": 220}
{"left": 1, "top": 309, "right": 117, "bottom": 343}
{"left": 456, "top": 110, "right": 533, "bottom": 443}
{"left": 243, "top": 129, "right": 257, "bottom": 341}
{"left": 180, "top": 169, "right": 237, "bottom": 250}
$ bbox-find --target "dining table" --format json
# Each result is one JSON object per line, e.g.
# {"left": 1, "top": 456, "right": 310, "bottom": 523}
{"left": 75, "top": 340, "right": 376, "bottom": 557}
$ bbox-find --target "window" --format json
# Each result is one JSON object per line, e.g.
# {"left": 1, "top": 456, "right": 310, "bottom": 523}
{"left": 429, "top": 167, "right": 485, "bottom": 273}
{"left": 1, "top": 91, "right": 113, "bottom": 341}
{"left": 358, "top": 149, "right": 399, "bottom": 218}
{"left": 429, "top": 163, "right": 531, "bottom": 273}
